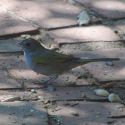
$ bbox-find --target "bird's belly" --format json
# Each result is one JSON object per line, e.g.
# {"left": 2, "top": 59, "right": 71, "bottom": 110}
{"left": 32, "top": 65, "right": 61, "bottom": 76}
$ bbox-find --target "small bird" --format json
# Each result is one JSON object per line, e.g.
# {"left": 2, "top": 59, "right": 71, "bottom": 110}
{"left": 19, "top": 38, "right": 119, "bottom": 84}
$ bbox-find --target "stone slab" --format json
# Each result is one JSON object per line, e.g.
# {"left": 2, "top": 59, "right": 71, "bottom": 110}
{"left": 0, "top": 54, "right": 24, "bottom": 89}
{"left": 36, "top": 86, "right": 107, "bottom": 101}
{"left": 0, "top": 70, "right": 21, "bottom": 89}
{"left": 0, "top": 86, "right": 108, "bottom": 102}
{"left": 58, "top": 41, "right": 125, "bottom": 53}
{"left": 48, "top": 101, "right": 124, "bottom": 125}
{"left": 0, "top": 85, "right": 125, "bottom": 102}
{"left": 49, "top": 25, "right": 120, "bottom": 44}
{"left": 0, "top": 101, "right": 47, "bottom": 125}
{"left": 0, "top": 0, "right": 81, "bottom": 29}
{"left": 77, "top": 48, "right": 125, "bottom": 82}
{"left": 0, "top": 10, "right": 38, "bottom": 37}
{"left": 75, "top": 0, "right": 125, "bottom": 19}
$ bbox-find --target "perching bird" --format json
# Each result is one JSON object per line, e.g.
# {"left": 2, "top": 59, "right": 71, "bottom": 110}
{"left": 19, "top": 38, "right": 119, "bottom": 84}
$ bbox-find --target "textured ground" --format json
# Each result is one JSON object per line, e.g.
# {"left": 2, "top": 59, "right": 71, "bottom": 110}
{"left": 0, "top": 0, "right": 125, "bottom": 125}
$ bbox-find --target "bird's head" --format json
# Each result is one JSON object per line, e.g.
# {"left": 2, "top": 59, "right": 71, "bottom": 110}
{"left": 18, "top": 38, "right": 45, "bottom": 52}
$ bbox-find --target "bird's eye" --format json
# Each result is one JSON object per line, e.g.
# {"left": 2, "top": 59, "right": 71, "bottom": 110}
{"left": 26, "top": 43, "right": 31, "bottom": 47}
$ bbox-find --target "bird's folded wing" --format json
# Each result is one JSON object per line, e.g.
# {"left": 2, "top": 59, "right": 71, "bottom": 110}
{"left": 32, "top": 51, "right": 75, "bottom": 65}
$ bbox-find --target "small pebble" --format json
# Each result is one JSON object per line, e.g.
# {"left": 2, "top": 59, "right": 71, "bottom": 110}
{"left": 30, "top": 89, "right": 37, "bottom": 93}
{"left": 77, "top": 10, "right": 90, "bottom": 26}
{"left": 106, "top": 61, "right": 114, "bottom": 66}
{"left": 37, "top": 96, "right": 44, "bottom": 101}
{"left": 94, "top": 89, "right": 110, "bottom": 97}
{"left": 108, "top": 93, "right": 122, "bottom": 103}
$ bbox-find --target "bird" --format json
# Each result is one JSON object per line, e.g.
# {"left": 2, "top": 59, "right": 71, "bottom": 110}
{"left": 19, "top": 38, "right": 119, "bottom": 85}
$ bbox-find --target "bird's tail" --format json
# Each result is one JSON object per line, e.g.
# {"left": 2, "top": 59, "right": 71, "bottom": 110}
{"left": 79, "top": 57, "right": 120, "bottom": 64}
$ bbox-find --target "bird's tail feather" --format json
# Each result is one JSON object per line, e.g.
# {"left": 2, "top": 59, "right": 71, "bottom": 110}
{"left": 79, "top": 58, "right": 120, "bottom": 64}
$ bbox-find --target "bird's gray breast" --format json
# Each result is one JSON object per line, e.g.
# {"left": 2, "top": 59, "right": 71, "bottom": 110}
{"left": 24, "top": 51, "right": 33, "bottom": 69}
{"left": 24, "top": 51, "right": 59, "bottom": 75}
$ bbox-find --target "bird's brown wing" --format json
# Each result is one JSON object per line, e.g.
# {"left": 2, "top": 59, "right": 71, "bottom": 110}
{"left": 32, "top": 50, "right": 78, "bottom": 65}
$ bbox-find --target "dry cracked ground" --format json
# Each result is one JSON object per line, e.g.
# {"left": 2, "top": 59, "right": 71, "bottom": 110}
{"left": 0, "top": 0, "right": 125, "bottom": 125}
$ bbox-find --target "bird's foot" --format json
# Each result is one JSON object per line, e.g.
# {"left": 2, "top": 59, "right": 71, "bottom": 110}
{"left": 33, "top": 75, "right": 58, "bottom": 89}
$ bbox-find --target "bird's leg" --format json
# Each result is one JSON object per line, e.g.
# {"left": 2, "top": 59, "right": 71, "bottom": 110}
{"left": 42, "top": 74, "right": 58, "bottom": 87}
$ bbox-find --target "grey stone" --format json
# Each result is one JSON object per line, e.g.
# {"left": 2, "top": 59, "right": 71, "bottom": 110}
{"left": 81, "top": 48, "right": 125, "bottom": 82}
{"left": 75, "top": 0, "right": 125, "bottom": 19}
{"left": 49, "top": 26, "right": 120, "bottom": 44}
{"left": 0, "top": 0, "right": 81, "bottom": 29}
{"left": 0, "top": 9, "right": 38, "bottom": 37}
{"left": 48, "top": 101, "right": 124, "bottom": 125}
{"left": 77, "top": 10, "right": 90, "bottom": 26}
{"left": 0, "top": 101, "right": 48, "bottom": 125}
